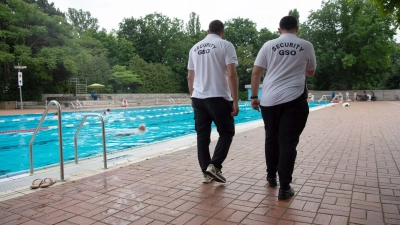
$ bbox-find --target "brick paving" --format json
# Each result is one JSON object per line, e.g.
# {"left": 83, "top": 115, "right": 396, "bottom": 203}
{"left": 0, "top": 101, "right": 400, "bottom": 225}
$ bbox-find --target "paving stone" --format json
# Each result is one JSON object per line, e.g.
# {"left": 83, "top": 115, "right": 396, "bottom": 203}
{"left": 1, "top": 102, "right": 400, "bottom": 224}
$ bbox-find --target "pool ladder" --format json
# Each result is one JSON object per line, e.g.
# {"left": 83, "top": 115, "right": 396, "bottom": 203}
{"left": 29, "top": 100, "right": 107, "bottom": 181}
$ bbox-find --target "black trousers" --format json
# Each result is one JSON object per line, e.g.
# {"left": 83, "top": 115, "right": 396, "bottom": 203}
{"left": 192, "top": 97, "right": 235, "bottom": 173}
{"left": 260, "top": 94, "right": 309, "bottom": 188}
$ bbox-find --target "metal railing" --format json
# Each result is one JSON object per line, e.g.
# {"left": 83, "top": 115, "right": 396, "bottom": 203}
{"left": 29, "top": 100, "right": 65, "bottom": 180}
{"left": 70, "top": 99, "right": 83, "bottom": 109}
{"left": 317, "top": 95, "right": 331, "bottom": 103}
{"left": 74, "top": 114, "right": 108, "bottom": 169}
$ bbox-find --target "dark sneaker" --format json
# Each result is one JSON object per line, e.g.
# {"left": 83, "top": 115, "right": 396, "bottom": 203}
{"left": 203, "top": 174, "right": 213, "bottom": 183}
{"left": 206, "top": 164, "right": 226, "bottom": 183}
{"left": 278, "top": 185, "right": 295, "bottom": 200}
{"left": 267, "top": 178, "right": 277, "bottom": 187}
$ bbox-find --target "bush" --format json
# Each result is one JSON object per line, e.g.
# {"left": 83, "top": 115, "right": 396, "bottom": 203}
{"left": 239, "top": 91, "right": 248, "bottom": 101}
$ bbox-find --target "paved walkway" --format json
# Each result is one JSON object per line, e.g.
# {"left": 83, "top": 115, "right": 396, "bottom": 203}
{"left": 1, "top": 101, "right": 400, "bottom": 225}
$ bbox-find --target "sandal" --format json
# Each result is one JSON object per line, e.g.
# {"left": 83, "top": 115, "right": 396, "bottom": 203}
{"left": 30, "top": 179, "right": 43, "bottom": 189}
{"left": 40, "top": 178, "right": 56, "bottom": 188}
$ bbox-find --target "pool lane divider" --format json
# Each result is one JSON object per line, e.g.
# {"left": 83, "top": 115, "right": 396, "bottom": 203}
{"left": 0, "top": 110, "right": 193, "bottom": 123}
{"left": 0, "top": 127, "right": 49, "bottom": 134}
{"left": 0, "top": 111, "right": 194, "bottom": 134}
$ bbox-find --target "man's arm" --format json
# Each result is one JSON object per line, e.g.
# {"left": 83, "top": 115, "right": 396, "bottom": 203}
{"left": 251, "top": 65, "right": 264, "bottom": 96}
{"left": 187, "top": 70, "right": 195, "bottom": 97}
{"left": 226, "top": 63, "right": 239, "bottom": 116}
{"left": 305, "top": 70, "right": 315, "bottom": 77}
{"left": 250, "top": 65, "right": 264, "bottom": 111}
{"left": 306, "top": 43, "right": 317, "bottom": 77}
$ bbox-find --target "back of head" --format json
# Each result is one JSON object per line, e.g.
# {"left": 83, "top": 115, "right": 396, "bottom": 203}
{"left": 138, "top": 124, "right": 146, "bottom": 132}
{"left": 209, "top": 20, "right": 224, "bottom": 35}
{"left": 279, "top": 16, "right": 297, "bottom": 31}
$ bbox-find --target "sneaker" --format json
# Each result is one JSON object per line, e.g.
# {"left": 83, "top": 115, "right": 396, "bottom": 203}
{"left": 206, "top": 164, "right": 226, "bottom": 183}
{"left": 278, "top": 185, "right": 295, "bottom": 200}
{"left": 203, "top": 174, "right": 213, "bottom": 183}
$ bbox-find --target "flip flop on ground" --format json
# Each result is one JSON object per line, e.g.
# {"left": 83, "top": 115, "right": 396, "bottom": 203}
{"left": 30, "top": 179, "right": 43, "bottom": 189}
{"left": 40, "top": 178, "right": 56, "bottom": 188}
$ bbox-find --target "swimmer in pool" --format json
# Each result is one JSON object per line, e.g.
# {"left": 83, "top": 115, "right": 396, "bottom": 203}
{"left": 115, "top": 124, "right": 146, "bottom": 137}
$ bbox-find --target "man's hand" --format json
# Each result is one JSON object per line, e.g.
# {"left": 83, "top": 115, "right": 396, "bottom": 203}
{"left": 231, "top": 102, "right": 239, "bottom": 116}
{"left": 251, "top": 99, "right": 261, "bottom": 112}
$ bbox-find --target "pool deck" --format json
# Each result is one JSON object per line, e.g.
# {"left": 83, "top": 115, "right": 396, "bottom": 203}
{"left": 1, "top": 101, "right": 400, "bottom": 225}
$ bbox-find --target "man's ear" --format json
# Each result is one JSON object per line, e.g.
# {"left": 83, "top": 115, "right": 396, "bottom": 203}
{"left": 278, "top": 28, "right": 282, "bottom": 34}
{"left": 207, "top": 30, "right": 210, "bottom": 34}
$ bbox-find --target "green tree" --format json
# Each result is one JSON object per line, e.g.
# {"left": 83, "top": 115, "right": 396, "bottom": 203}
{"left": 67, "top": 8, "right": 99, "bottom": 36}
{"left": 302, "top": 0, "right": 396, "bottom": 90}
{"left": 24, "top": 0, "right": 65, "bottom": 16}
{"left": 186, "top": 12, "right": 201, "bottom": 35}
{"left": 370, "top": 0, "right": 400, "bottom": 29}
{"left": 129, "top": 55, "right": 181, "bottom": 93}
{"left": 76, "top": 53, "right": 111, "bottom": 86}
{"left": 163, "top": 35, "right": 193, "bottom": 93}
{"left": 83, "top": 29, "right": 136, "bottom": 67}
{"left": 253, "top": 28, "right": 279, "bottom": 56}
{"left": 0, "top": 0, "right": 78, "bottom": 101}
{"left": 109, "top": 65, "right": 141, "bottom": 93}
{"left": 224, "top": 18, "right": 258, "bottom": 48}
{"left": 385, "top": 44, "right": 400, "bottom": 89}
{"left": 289, "top": 8, "right": 300, "bottom": 22}
{"left": 235, "top": 44, "right": 256, "bottom": 91}
{"left": 119, "top": 13, "right": 184, "bottom": 63}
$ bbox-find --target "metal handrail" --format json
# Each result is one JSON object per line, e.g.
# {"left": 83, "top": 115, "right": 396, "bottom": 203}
{"left": 70, "top": 100, "right": 83, "bottom": 109}
{"left": 74, "top": 114, "right": 107, "bottom": 169}
{"left": 69, "top": 102, "right": 76, "bottom": 109}
{"left": 75, "top": 99, "right": 83, "bottom": 108}
{"left": 29, "top": 100, "right": 65, "bottom": 180}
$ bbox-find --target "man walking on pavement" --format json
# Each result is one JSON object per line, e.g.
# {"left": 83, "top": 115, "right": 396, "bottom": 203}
{"left": 187, "top": 19, "right": 239, "bottom": 184}
{"left": 250, "top": 16, "right": 316, "bottom": 199}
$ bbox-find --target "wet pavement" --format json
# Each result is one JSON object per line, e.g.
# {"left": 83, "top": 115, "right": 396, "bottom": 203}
{"left": 0, "top": 101, "right": 400, "bottom": 225}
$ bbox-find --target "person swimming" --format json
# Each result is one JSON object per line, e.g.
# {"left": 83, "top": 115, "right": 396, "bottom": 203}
{"left": 115, "top": 124, "right": 146, "bottom": 137}
{"left": 103, "top": 109, "right": 111, "bottom": 116}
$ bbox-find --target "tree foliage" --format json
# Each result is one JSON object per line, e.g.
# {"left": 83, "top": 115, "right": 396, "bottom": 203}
{"left": 224, "top": 18, "right": 258, "bottom": 48}
{"left": 109, "top": 65, "right": 141, "bottom": 92}
{"left": 129, "top": 55, "right": 181, "bottom": 93}
{"left": 289, "top": 8, "right": 300, "bottom": 22}
{"left": 0, "top": 0, "right": 76, "bottom": 101}
{"left": 370, "top": 0, "right": 400, "bottom": 29}
{"left": 186, "top": 12, "right": 201, "bottom": 35}
{"left": 1, "top": 0, "right": 399, "bottom": 101}
{"left": 301, "top": 0, "right": 397, "bottom": 90}
{"left": 236, "top": 44, "right": 255, "bottom": 91}
{"left": 67, "top": 8, "right": 99, "bottom": 36}
{"left": 118, "top": 13, "right": 184, "bottom": 63}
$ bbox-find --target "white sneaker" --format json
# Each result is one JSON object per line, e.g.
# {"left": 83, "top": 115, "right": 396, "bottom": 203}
{"left": 203, "top": 174, "right": 213, "bottom": 183}
{"left": 206, "top": 164, "right": 226, "bottom": 183}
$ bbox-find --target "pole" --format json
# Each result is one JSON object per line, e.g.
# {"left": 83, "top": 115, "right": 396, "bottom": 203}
{"left": 19, "top": 85, "right": 23, "bottom": 110}
{"left": 14, "top": 62, "right": 27, "bottom": 110}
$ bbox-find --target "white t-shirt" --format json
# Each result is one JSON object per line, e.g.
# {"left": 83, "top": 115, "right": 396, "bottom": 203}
{"left": 187, "top": 34, "right": 238, "bottom": 100}
{"left": 254, "top": 34, "right": 316, "bottom": 106}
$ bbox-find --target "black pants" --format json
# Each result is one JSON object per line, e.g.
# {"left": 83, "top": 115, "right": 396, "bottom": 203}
{"left": 260, "top": 94, "right": 309, "bottom": 188}
{"left": 192, "top": 97, "right": 235, "bottom": 173}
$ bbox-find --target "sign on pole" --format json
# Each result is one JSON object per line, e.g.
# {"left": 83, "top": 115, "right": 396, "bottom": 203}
{"left": 18, "top": 72, "right": 23, "bottom": 86}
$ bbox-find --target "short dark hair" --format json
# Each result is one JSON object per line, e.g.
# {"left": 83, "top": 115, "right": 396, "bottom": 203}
{"left": 279, "top": 16, "right": 298, "bottom": 31}
{"left": 209, "top": 20, "right": 224, "bottom": 34}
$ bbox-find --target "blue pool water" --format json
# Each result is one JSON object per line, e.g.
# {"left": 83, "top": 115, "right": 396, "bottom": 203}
{"left": 0, "top": 101, "right": 329, "bottom": 177}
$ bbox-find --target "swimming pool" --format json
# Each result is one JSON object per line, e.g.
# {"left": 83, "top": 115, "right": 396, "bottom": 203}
{"left": 0, "top": 101, "right": 329, "bottom": 177}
